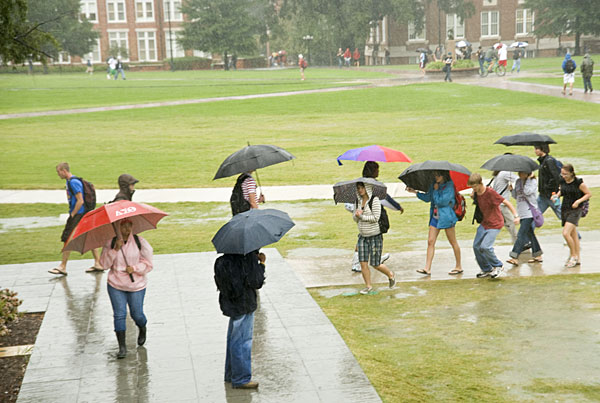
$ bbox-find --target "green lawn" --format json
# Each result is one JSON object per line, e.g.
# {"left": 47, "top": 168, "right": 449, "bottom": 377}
{"left": 0, "top": 68, "right": 393, "bottom": 114}
{"left": 512, "top": 76, "right": 599, "bottom": 90}
{"left": 517, "top": 54, "right": 600, "bottom": 73}
{"left": 310, "top": 274, "right": 600, "bottom": 402}
{"left": 1, "top": 82, "right": 599, "bottom": 190}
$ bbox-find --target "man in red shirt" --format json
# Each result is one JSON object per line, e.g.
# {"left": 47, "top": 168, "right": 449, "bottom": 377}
{"left": 468, "top": 173, "right": 519, "bottom": 278}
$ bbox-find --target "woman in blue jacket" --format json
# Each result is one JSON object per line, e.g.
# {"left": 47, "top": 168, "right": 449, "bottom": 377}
{"left": 407, "top": 171, "right": 462, "bottom": 275}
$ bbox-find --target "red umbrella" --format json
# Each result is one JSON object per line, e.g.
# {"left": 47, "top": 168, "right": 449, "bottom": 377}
{"left": 63, "top": 200, "right": 168, "bottom": 254}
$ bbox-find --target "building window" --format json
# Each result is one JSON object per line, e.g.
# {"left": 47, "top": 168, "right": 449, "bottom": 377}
{"left": 136, "top": 0, "right": 154, "bottom": 21}
{"left": 138, "top": 31, "right": 157, "bottom": 61}
{"left": 80, "top": 0, "right": 97, "bottom": 22}
{"left": 408, "top": 21, "right": 426, "bottom": 41}
{"left": 164, "top": 0, "right": 182, "bottom": 21}
{"left": 446, "top": 14, "right": 464, "bottom": 39}
{"left": 108, "top": 31, "right": 129, "bottom": 61}
{"left": 165, "top": 31, "right": 185, "bottom": 58}
{"left": 107, "top": 0, "right": 126, "bottom": 22}
{"left": 483, "top": 0, "right": 497, "bottom": 5}
{"left": 56, "top": 51, "right": 71, "bottom": 64}
{"left": 83, "top": 38, "right": 101, "bottom": 63}
{"left": 481, "top": 11, "right": 499, "bottom": 37}
{"left": 516, "top": 9, "right": 534, "bottom": 35}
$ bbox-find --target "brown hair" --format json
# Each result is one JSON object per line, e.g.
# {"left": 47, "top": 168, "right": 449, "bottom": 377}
{"left": 362, "top": 161, "right": 379, "bottom": 178}
{"left": 534, "top": 144, "right": 550, "bottom": 154}
{"left": 467, "top": 172, "right": 483, "bottom": 186}
{"left": 562, "top": 163, "right": 575, "bottom": 176}
{"left": 56, "top": 162, "right": 70, "bottom": 172}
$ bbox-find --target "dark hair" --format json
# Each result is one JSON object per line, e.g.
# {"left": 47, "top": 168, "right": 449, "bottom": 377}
{"left": 356, "top": 181, "right": 365, "bottom": 188}
{"left": 362, "top": 161, "right": 379, "bottom": 178}
{"left": 562, "top": 163, "right": 575, "bottom": 176}
{"left": 534, "top": 144, "right": 550, "bottom": 154}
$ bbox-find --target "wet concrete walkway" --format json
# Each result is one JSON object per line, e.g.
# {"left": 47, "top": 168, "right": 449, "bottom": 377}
{"left": 3, "top": 249, "right": 381, "bottom": 403}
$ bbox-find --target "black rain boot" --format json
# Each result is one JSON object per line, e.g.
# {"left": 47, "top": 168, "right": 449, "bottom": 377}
{"left": 137, "top": 326, "right": 146, "bottom": 346}
{"left": 116, "top": 331, "right": 127, "bottom": 359}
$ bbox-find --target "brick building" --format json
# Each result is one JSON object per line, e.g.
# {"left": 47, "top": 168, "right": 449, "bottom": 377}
{"left": 365, "top": 0, "right": 600, "bottom": 65}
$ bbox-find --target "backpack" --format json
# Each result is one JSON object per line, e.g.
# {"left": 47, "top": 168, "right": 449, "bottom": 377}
{"left": 565, "top": 59, "right": 575, "bottom": 73}
{"left": 581, "top": 200, "right": 589, "bottom": 217}
{"left": 367, "top": 197, "right": 390, "bottom": 234}
{"left": 301, "top": 59, "right": 308, "bottom": 69}
{"left": 111, "top": 234, "right": 141, "bottom": 250}
{"left": 554, "top": 158, "right": 563, "bottom": 171}
{"left": 454, "top": 187, "right": 467, "bottom": 221}
{"left": 230, "top": 174, "right": 251, "bottom": 216}
{"left": 68, "top": 176, "right": 97, "bottom": 213}
{"left": 423, "top": 53, "right": 428, "bottom": 64}
{"left": 471, "top": 193, "right": 483, "bottom": 224}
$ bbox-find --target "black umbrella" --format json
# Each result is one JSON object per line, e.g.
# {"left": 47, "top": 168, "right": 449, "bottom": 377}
{"left": 213, "top": 145, "right": 295, "bottom": 180}
{"left": 333, "top": 177, "right": 386, "bottom": 204}
{"left": 211, "top": 209, "right": 295, "bottom": 255}
{"left": 495, "top": 132, "right": 556, "bottom": 146}
{"left": 481, "top": 154, "right": 539, "bottom": 173}
{"left": 398, "top": 160, "right": 471, "bottom": 192}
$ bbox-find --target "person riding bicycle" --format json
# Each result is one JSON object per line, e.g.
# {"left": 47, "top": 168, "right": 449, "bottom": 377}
{"left": 484, "top": 47, "right": 495, "bottom": 73}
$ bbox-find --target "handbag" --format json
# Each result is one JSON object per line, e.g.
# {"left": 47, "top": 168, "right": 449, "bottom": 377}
{"left": 526, "top": 200, "right": 544, "bottom": 227}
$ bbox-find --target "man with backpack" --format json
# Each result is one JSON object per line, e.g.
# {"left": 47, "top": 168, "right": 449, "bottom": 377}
{"left": 49, "top": 162, "right": 102, "bottom": 275}
{"left": 298, "top": 54, "right": 307, "bottom": 81}
{"left": 534, "top": 144, "right": 563, "bottom": 219}
{"left": 230, "top": 171, "right": 264, "bottom": 216}
{"left": 562, "top": 53, "right": 576, "bottom": 95}
{"left": 511, "top": 48, "right": 521, "bottom": 74}
{"left": 581, "top": 53, "right": 594, "bottom": 93}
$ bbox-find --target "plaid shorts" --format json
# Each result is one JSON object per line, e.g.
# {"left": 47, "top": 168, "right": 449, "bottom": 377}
{"left": 357, "top": 234, "right": 383, "bottom": 267}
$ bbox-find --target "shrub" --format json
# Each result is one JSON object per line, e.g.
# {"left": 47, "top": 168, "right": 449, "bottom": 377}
{"left": 425, "top": 59, "right": 475, "bottom": 70}
{"left": 239, "top": 56, "right": 267, "bottom": 69}
{"left": 170, "top": 56, "right": 212, "bottom": 70}
{"left": 0, "top": 64, "right": 88, "bottom": 74}
{"left": 0, "top": 289, "right": 22, "bottom": 337}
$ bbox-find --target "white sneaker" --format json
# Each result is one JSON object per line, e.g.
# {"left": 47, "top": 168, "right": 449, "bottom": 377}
{"left": 351, "top": 264, "right": 361, "bottom": 272}
{"left": 359, "top": 287, "right": 373, "bottom": 295}
{"left": 381, "top": 253, "right": 390, "bottom": 264}
{"left": 491, "top": 266, "right": 504, "bottom": 278}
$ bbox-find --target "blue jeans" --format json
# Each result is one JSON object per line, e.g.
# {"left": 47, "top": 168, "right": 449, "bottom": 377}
{"left": 225, "top": 312, "right": 254, "bottom": 387}
{"left": 473, "top": 225, "right": 502, "bottom": 272}
{"left": 478, "top": 58, "right": 484, "bottom": 74}
{"left": 537, "top": 194, "right": 561, "bottom": 219}
{"left": 114, "top": 68, "right": 126, "bottom": 80}
{"left": 107, "top": 284, "right": 147, "bottom": 332}
{"left": 583, "top": 76, "right": 593, "bottom": 92}
{"left": 510, "top": 218, "right": 542, "bottom": 258}
{"left": 511, "top": 59, "right": 521, "bottom": 72}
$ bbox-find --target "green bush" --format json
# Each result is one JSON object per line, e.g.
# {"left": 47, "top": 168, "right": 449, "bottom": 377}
{"left": 0, "top": 289, "right": 22, "bottom": 337}
{"left": 240, "top": 56, "right": 267, "bottom": 69}
{"left": 170, "top": 57, "right": 212, "bottom": 70}
{"left": 426, "top": 59, "right": 475, "bottom": 70}
{"left": 0, "top": 64, "right": 88, "bottom": 74}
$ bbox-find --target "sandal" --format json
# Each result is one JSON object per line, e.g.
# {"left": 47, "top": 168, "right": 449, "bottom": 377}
{"left": 565, "top": 258, "right": 577, "bottom": 268}
{"left": 416, "top": 269, "right": 431, "bottom": 276}
{"left": 85, "top": 266, "right": 104, "bottom": 273}
{"left": 448, "top": 269, "right": 463, "bottom": 275}
{"left": 506, "top": 258, "right": 519, "bottom": 266}
{"left": 48, "top": 267, "right": 67, "bottom": 276}
{"left": 527, "top": 257, "right": 543, "bottom": 263}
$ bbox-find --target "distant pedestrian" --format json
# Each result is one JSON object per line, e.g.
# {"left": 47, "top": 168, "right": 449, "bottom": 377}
{"left": 353, "top": 182, "right": 396, "bottom": 294}
{"left": 353, "top": 48, "right": 361, "bottom": 67}
{"left": 230, "top": 171, "right": 264, "bottom": 216}
{"left": 336, "top": 48, "right": 343, "bottom": 68}
{"left": 484, "top": 47, "right": 495, "bottom": 73}
{"left": 506, "top": 172, "right": 543, "bottom": 267}
{"left": 581, "top": 53, "right": 594, "bottom": 93}
{"left": 385, "top": 48, "right": 391, "bottom": 65}
{"left": 443, "top": 52, "right": 453, "bottom": 82}
{"left": 231, "top": 54, "right": 238, "bottom": 70}
{"left": 562, "top": 53, "right": 576, "bottom": 95}
{"left": 214, "top": 251, "right": 265, "bottom": 389}
{"left": 419, "top": 50, "right": 427, "bottom": 75}
{"left": 465, "top": 45, "right": 472, "bottom": 60}
{"left": 344, "top": 48, "right": 351, "bottom": 67}
{"left": 107, "top": 56, "right": 115, "bottom": 79}
{"left": 434, "top": 46, "right": 442, "bottom": 62}
{"left": 406, "top": 171, "right": 462, "bottom": 276}
{"left": 469, "top": 173, "right": 519, "bottom": 278}
{"left": 511, "top": 48, "right": 521, "bottom": 73}
{"left": 298, "top": 54, "right": 307, "bottom": 81}
{"left": 49, "top": 162, "right": 102, "bottom": 276}
{"left": 490, "top": 170, "right": 518, "bottom": 243}
{"left": 475, "top": 46, "right": 484, "bottom": 75}
{"left": 114, "top": 56, "right": 126, "bottom": 80}
{"left": 553, "top": 164, "right": 592, "bottom": 267}
{"left": 497, "top": 44, "right": 508, "bottom": 70}
{"left": 100, "top": 219, "right": 153, "bottom": 359}
{"left": 86, "top": 59, "right": 93, "bottom": 75}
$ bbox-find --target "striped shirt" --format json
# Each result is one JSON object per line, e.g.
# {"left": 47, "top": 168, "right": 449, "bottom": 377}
{"left": 242, "top": 176, "right": 259, "bottom": 204}
{"left": 354, "top": 196, "right": 382, "bottom": 236}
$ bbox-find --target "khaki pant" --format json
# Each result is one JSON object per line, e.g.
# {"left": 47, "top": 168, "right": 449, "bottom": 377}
{"left": 500, "top": 204, "right": 518, "bottom": 243}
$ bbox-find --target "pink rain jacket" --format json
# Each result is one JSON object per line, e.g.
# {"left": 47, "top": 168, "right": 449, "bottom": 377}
{"left": 100, "top": 233, "right": 153, "bottom": 292}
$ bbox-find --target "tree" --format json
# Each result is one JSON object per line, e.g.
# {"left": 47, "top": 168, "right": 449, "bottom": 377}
{"left": 427, "top": 0, "right": 475, "bottom": 48}
{"left": 525, "top": 0, "right": 600, "bottom": 55}
{"left": 180, "top": 0, "right": 275, "bottom": 69}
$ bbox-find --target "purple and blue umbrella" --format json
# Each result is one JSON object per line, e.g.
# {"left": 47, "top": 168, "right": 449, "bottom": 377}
{"left": 337, "top": 145, "right": 412, "bottom": 166}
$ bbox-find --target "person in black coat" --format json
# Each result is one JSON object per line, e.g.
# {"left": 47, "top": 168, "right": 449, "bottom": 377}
{"left": 214, "top": 251, "right": 265, "bottom": 389}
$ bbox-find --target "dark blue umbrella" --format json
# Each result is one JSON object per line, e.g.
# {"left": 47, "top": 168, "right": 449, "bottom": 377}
{"left": 481, "top": 154, "right": 539, "bottom": 173}
{"left": 211, "top": 209, "right": 295, "bottom": 255}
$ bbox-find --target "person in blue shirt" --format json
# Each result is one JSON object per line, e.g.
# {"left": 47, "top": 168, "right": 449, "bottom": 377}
{"left": 49, "top": 162, "right": 102, "bottom": 275}
{"left": 561, "top": 53, "right": 576, "bottom": 96}
{"left": 406, "top": 171, "right": 463, "bottom": 275}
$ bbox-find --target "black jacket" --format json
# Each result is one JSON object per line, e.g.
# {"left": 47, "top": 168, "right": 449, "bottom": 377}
{"left": 537, "top": 154, "right": 561, "bottom": 198}
{"left": 214, "top": 252, "right": 265, "bottom": 317}
{"left": 112, "top": 174, "right": 138, "bottom": 202}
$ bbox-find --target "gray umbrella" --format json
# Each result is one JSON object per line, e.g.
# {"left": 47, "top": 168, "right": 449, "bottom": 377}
{"left": 333, "top": 177, "right": 387, "bottom": 204}
{"left": 481, "top": 154, "right": 539, "bottom": 173}
{"left": 398, "top": 160, "right": 471, "bottom": 192}
{"left": 211, "top": 209, "right": 295, "bottom": 255}
{"left": 213, "top": 145, "right": 296, "bottom": 180}
{"left": 495, "top": 132, "right": 556, "bottom": 146}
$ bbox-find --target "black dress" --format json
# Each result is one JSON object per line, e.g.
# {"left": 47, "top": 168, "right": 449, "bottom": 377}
{"left": 560, "top": 177, "right": 584, "bottom": 226}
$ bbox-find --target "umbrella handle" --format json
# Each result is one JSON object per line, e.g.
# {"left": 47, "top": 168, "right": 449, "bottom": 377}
{"left": 119, "top": 248, "right": 135, "bottom": 283}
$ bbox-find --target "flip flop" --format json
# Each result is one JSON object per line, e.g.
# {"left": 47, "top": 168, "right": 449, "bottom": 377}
{"left": 448, "top": 269, "right": 463, "bottom": 275}
{"left": 85, "top": 266, "right": 104, "bottom": 273}
{"left": 506, "top": 259, "right": 519, "bottom": 266}
{"left": 48, "top": 267, "right": 67, "bottom": 276}
{"left": 416, "top": 269, "right": 431, "bottom": 275}
{"left": 527, "top": 258, "right": 543, "bottom": 263}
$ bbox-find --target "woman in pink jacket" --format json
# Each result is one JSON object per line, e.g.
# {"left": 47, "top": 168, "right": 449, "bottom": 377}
{"left": 100, "top": 219, "right": 153, "bottom": 358}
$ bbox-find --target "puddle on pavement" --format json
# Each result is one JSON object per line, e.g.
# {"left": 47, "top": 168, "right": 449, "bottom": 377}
{"left": 316, "top": 288, "right": 357, "bottom": 298}
{"left": 0, "top": 216, "right": 65, "bottom": 232}
{"left": 287, "top": 248, "right": 350, "bottom": 258}
{"left": 502, "top": 118, "right": 600, "bottom": 137}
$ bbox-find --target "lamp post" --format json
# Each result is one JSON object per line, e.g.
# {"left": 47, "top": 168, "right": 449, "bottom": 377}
{"left": 302, "top": 35, "right": 313, "bottom": 65}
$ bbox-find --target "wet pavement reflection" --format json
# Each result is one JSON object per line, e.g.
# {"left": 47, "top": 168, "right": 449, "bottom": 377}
{"left": 5, "top": 250, "right": 381, "bottom": 403}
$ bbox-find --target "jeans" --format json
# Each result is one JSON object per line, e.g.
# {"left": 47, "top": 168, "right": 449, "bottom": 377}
{"left": 511, "top": 59, "right": 521, "bottom": 72}
{"left": 107, "top": 284, "right": 147, "bottom": 332}
{"left": 114, "top": 68, "right": 126, "bottom": 80}
{"left": 445, "top": 67, "right": 452, "bottom": 82}
{"left": 479, "top": 58, "right": 484, "bottom": 74}
{"left": 225, "top": 312, "right": 254, "bottom": 387}
{"left": 473, "top": 225, "right": 502, "bottom": 272}
{"left": 510, "top": 218, "right": 542, "bottom": 258}
{"left": 583, "top": 76, "right": 593, "bottom": 92}
{"left": 500, "top": 204, "right": 518, "bottom": 243}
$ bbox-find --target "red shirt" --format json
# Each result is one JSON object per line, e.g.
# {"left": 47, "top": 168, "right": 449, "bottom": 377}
{"left": 477, "top": 187, "right": 505, "bottom": 230}
{"left": 353, "top": 50, "right": 360, "bottom": 59}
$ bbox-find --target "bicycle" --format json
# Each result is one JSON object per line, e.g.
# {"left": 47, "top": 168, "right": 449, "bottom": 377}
{"left": 480, "top": 59, "right": 506, "bottom": 77}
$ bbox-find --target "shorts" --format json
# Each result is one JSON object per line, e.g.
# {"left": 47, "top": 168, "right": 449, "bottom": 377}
{"left": 357, "top": 234, "right": 383, "bottom": 267}
{"left": 484, "top": 57, "right": 492, "bottom": 63}
{"left": 498, "top": 60, "right": 507, "bottom": 67}
{"left": 61, "top": 213, "right": 84, "bottom": 243}
{"left": 562, "top": 208, "right": 581, "bottom": 227}
{"left": 563, "top": 73, "right": 575, "bottom": 84}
